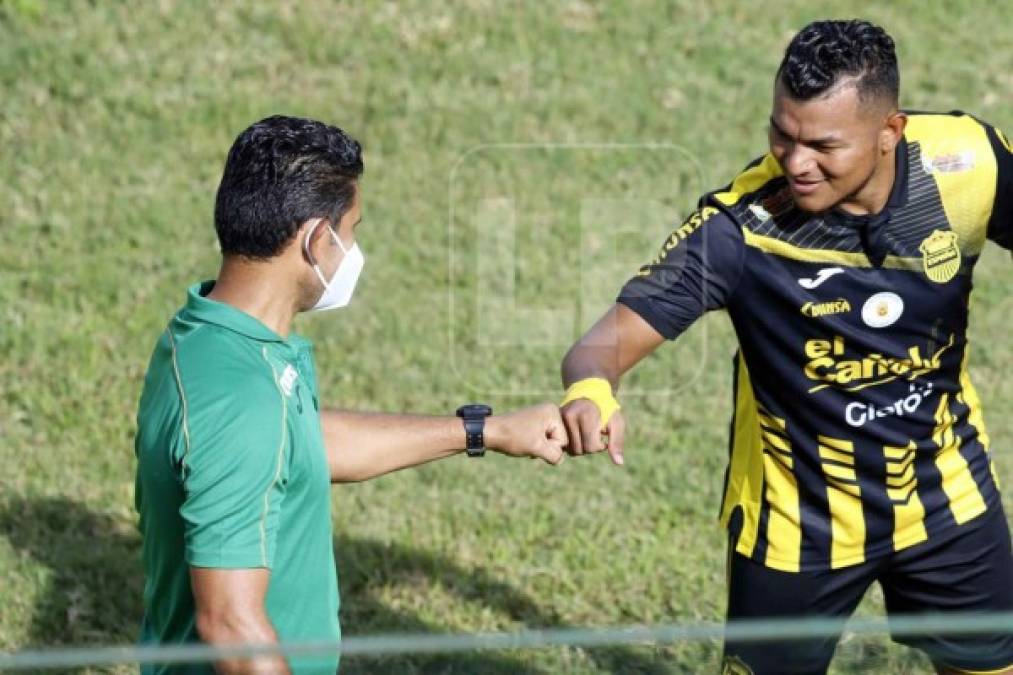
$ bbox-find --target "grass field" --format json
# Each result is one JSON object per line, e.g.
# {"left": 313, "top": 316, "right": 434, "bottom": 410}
{"left": 2, "top": 1, "right": 1012, "bottom": 672}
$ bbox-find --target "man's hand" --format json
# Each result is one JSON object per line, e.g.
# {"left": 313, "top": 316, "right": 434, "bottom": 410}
{"left": 485, "top": 403, "right": 568, "bottom": 465}
{"left": 560, "top": 399, "right": 626, "bottom": 466}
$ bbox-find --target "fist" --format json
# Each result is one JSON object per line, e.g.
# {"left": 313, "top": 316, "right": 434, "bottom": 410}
{"left": 560, "top": 399, "right": 625, "bottom": 465}
{"left": 485, "top": 403, "right": 569, "bottom": 465}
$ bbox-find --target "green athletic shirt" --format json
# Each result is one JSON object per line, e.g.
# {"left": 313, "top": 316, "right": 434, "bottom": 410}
{"left": 135, "top": 281, "right": 339, "bottom": 674}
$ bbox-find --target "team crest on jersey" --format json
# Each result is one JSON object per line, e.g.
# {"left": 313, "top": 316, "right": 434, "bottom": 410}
{"left": 918, "top": 229, "right": 961, "bottom": 283}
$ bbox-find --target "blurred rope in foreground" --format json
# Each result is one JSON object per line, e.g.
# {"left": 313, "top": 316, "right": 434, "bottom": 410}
{"left": 3, "top": 612, "right": 1013, "bottom": 670}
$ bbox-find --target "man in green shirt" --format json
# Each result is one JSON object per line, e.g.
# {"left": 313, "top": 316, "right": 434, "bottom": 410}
{"left": 135, "top": 115, "right": 568, "bottom": 674}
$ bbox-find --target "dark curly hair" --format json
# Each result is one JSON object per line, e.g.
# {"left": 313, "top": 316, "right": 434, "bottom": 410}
{"left": 777, "top": 20, "right": 899, "bottom": 105}
{"left": 214, "top": 115, "right": 364, "bottom": 259}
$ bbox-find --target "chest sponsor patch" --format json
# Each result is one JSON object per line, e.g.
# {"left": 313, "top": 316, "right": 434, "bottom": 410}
{"left": 845, "top": 382, "right": 934, "bottom": 428}
{"left": 804, "top": 334, "right": 954, "bottom": 393}
{"left": 801, "top": 298, "right": 851, "bottom": 318}
{"left": 921, "top": 151, "right": 975, "bottom": 174}
{"left": 861, "top": 292, "right": 904, "bottom": 328}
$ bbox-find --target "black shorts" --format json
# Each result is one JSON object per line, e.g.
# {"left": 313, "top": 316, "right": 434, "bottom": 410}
{"left": 723, "top": 505, "right": 1013, "bottom": 675}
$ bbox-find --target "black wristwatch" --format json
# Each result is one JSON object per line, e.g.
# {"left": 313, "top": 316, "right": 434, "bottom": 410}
{"left": 456, "top": 404, "right": 492, "bottom": 457}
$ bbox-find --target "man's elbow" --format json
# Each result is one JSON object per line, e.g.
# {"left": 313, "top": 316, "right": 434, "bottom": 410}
{"left": 195, "top": 608, "right": 233, "bottom": 644}
{"left": 329, "top": 457, "right": 375, "bottom": 483}
{"left": 194, "top": 607, "right": 289, "bottom": 674}
{"left": 195, "top": 607, "right": 263, "bottom": 644}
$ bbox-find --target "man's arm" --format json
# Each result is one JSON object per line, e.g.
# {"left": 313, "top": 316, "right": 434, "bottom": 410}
{"left": 560, "top": 206, "right": 746, "bottom": 466}
{"left": 191, "top": 567, "right": 289, "bottom": 674}
{"left": 560, "top": 304, "right": 665, "bottom": 464}
{"left": 562, "top": 303, "right": 668, "bottom": 388}
{"left": 172, "top": 375, "right": 295, "bottom": 672}
{"left": 322, "top": 403, "right": 566, "bottom": 482}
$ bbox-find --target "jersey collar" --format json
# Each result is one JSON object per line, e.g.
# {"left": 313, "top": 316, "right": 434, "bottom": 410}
{"left": 883, "top": 135, "right": 911, "bottom": 211}
{"left": 184, "top": 281, "right": 286, "bottom": 343}
{"left": 826, "top": 140, "right": 911, "bottom": 266}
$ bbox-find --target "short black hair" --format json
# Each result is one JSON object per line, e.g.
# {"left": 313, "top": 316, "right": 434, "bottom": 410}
{"left": 214, "top": 115, "right": 364, "bottom": 259}
{"left": 777, "top": 20, "right": 899, "bottom": 105}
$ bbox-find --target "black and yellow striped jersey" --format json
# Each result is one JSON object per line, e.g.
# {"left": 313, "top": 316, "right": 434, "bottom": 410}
{"left": 619, "top": 111, "right": 1013, "bottom": 572}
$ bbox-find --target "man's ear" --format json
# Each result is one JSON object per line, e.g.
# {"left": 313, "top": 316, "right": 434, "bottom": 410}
{"left": 881, "top": 110, "right": 907, "bottom": 154}
{"left": 300, "top": 218, "right": 328, "bottom": 263}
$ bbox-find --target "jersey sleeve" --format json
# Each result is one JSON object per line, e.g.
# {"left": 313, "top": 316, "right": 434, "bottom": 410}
{"left": 617, "top": 205, "right": 745, "bottom": 340}
{"left": 984, "top": 122, "right": 1013, "bottom": 249}
{"left": 179, "top": 373, "right": 290, "bottom": 569}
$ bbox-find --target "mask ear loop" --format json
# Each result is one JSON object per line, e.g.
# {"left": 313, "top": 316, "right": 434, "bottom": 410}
{"left": 303, "top": 219, "right": 323, "bottom": 263}
{"left": 334, "top": 229, "right": 350, "bottom": 254}
{"left": 325, "top": 201, "right": 353, "bottom": 255}
{"left": 303, "top": 219, "right": 331, "bottom": 289}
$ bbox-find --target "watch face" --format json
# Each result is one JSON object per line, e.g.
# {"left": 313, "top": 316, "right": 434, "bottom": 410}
{"left": 457, "top": 404, "right": 492, "bottom": 417}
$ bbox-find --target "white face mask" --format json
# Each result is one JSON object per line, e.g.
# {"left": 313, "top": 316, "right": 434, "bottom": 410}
{"left": 305, "top": 221, "right": 365, "bottom": 312}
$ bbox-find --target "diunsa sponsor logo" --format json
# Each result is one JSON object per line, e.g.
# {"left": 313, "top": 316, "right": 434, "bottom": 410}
{"left": 801, "top": 298, "right": 851, "bottom": 318}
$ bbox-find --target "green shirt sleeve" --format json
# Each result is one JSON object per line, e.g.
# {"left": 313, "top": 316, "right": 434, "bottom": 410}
{"left": 179, "top": 370, "right": 290, "bottom": 569}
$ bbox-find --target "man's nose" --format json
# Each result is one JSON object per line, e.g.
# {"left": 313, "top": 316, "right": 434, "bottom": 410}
{"left": 783, "top": 145, "right": 816, "bottom": 177}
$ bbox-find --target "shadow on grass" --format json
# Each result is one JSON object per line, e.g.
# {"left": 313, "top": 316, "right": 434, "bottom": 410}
{"left": 334, "top": 534, "right": 674, "bottom": 675}
{"left": 0, "top": 496, "right": 673, "bottom": 673}
{"left": 0, "top": 495, "right": 144, "bottom": 649}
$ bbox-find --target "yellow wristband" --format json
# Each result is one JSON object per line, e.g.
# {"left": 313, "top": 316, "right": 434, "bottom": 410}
{"left": 560, "top": 377, "right": 621, "bottom": 431}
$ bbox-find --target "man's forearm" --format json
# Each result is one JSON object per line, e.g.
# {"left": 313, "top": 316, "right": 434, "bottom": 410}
{"left": 324, "top": 411, "right": 513, "bottom": 482}
{"left": 561, "top": 305, "right": 627, "bottom": 389}
{"left": 561, "top": 342, "right": 622, "bottom": 389}
{"left": 562, "top": 304, "right": 665, "bottom": 389}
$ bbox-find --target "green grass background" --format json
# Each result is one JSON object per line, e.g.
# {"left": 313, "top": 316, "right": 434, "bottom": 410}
{"left": 1, "top": 1, "right": 1011, "bottom": 672}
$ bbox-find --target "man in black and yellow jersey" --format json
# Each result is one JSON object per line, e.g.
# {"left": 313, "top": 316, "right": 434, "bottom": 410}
{"left": 560, "top": 19, "right": 1013, "bottom": 675}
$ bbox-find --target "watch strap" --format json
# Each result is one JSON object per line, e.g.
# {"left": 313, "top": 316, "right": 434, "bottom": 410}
{"left": 462, "top": 417, "right": 485, "bottom": 457}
